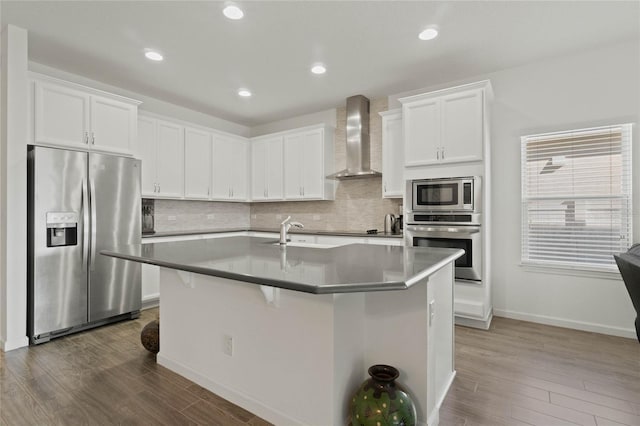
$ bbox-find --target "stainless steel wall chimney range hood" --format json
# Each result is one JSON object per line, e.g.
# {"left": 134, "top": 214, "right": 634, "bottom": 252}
{"left": 327, "top": 95, "right": 382, "bottom": 180}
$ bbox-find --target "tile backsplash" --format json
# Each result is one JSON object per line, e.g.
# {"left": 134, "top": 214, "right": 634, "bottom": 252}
{"left": 152, "top": 199, "right": 250, "bottom": 232}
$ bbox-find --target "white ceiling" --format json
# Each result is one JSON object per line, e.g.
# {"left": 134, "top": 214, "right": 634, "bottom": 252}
{"left": 2, "top": 1, "right": 638, "bottom": 127}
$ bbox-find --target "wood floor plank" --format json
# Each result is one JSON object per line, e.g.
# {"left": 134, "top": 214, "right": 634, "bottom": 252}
{"left": 124, "top": 389, "right": 198, "bottom": 426}
{"left": 180, "top": 399, "right": 247, "bottom": 426}
{"left": 595, "top": 417, "right": 630, "bottom": 426}
{"left": 185, "top": 383, "right": 256, "bottom": 422}
{"left": 550, "top": 392, "right": 640, "bottom": 426}
{"left": 582, "top": 380, "right": 640, "bottom": 405}
{"left": 511, "top": 404, "right": 582, "bottom": 426}
{"left": 138, "top": 369, "right": 200, "bottom": 411}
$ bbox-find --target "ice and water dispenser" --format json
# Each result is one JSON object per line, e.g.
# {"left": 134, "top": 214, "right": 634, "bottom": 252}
{"left": 46, "top": 212, "right": 78, "bottom": 247}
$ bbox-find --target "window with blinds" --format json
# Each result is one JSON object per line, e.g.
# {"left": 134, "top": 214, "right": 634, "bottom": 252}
{"left": 521, "top": 124, "right": 633, "bottom": 271}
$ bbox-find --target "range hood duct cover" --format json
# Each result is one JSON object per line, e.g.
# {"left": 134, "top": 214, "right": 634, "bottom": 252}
{"left": 327, "top": 95, "right": 382, "bottom": 180}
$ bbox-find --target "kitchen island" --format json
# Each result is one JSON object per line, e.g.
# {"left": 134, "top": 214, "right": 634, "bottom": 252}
{"left": 103, "top": 236, "right": 463, "bottom": 426}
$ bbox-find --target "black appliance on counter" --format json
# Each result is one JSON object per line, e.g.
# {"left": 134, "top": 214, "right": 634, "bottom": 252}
{"left": 142, "top": 199, "right": 155, "bottom": 235}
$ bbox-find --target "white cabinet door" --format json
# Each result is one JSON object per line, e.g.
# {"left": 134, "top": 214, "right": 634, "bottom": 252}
{"left": 441, "top": 89, "right": 483, "bottom": 163}
{"left": 301, "top": 129, "right": 324, "bottom": 199}
{"left": 403, "top": 98, "right": 440, "bottom": 167}
{"left": 265, "top": 137, "right": 284, "bottom": 200}
{"left": 212, "top": 135, "right": 233, "bottom": 199}
{"left": 184, "top": 127, "right": 212, "bottom": 199}
{"left": 230, "top": 138, "right": 248, "bottom": 201}
{"left": 90, "top": 95, "right": 136, "bottom": 155}
{"left": 251, "top": 139, "right": 268, "bottom": 201}
{"left": 284, "top": 133, "right": 304, "bottom": 199}
{"left": 381, "top": 110, "right": 404, "bottom": 198}
{"left": 156, "top": 120, "right": 184, "bottom": 198}
{"left": 138, "top": 116, "right": 157, "bottom": 197}
{"left": 34, "top": 81, "right": 90, "bottom": 148}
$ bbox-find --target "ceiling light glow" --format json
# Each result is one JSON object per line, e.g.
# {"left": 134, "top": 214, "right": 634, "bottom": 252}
{"left": 238, "top": 89, "right": 252, "bottom": 97}
{"left": 418, "top": 27, "right": 439, "bottom": 41}
{"left": 144, "top": 50, "right": 164, "bottom": 61}
{"left": 311, "top": 64, "right": 327, "bottom": 75}
{"left": 223, "top": 4, "right": 244, "bottom": 20}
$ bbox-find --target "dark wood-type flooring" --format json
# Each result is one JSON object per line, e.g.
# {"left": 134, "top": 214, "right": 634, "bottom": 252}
{"left": 1, "top": 309, "right": 638, "bottom": 425}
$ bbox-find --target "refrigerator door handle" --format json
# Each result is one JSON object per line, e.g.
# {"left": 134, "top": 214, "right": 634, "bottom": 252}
{"left": 89, "top": 179, "right": 97, "bottom": 271}
{"left": 82, "top": 179, "right": 89, "bottom": 268}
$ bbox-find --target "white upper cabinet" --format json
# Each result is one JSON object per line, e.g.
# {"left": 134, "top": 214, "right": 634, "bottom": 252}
{"left": 89, "top": 95, "right": 137, "bottom": 155}
{"left": 399, "top": 81, "right": 491, "bottom": 167}
{"left": 283, "top": 133, "right": 304, "bottom": 199}
{"left": 379, "top": 109, "right": 404, "bottom": 198}
{"left": 34, "top": 81, "right": 90, "bottom": 148}
{"left": 282, "top": 126, "right": 334, "bottom": 200}
{"left": 138, "top": 116, "right": 157, "bottom": 196}
{"left": 31, "top": 74, "right": 140, "bottom": 155}
{"left": 138, "top": 115, "right": 184, "bottom": 199}
{"left": 440, "top": 90, "right": 484, "bottom": 163}
{"left": 212, "top": 135, "right": 248, "bottom": 201}
{"left": 251, "top": 137, "right": 283, "bottom": 201}
{"left": 184, "top": 127, "right": 212, "bottom": 199}
{"left": 155, "top": 120, "right": 185, "bottom": 198}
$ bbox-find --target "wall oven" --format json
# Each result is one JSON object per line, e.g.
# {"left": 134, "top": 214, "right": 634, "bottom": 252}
{"left": 405, "top": 219, "right": 482, "bottom": 282}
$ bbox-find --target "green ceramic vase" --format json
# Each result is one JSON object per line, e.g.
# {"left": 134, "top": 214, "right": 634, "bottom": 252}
{"left": 349, "top": 364, "right": 417, "bottom": 426}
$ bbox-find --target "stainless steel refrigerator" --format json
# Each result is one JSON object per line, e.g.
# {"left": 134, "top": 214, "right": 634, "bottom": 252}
{"left": 28, "top": 146, "right": 141, "bottom": 344}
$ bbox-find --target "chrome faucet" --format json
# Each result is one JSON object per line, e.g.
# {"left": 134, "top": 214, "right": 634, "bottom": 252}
{"left": 279, "top": 216, "right": 304, "bottom": 245}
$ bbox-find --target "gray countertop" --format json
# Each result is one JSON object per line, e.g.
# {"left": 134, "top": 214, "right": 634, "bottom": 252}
{"left": 142, "top": 228, "right": 403, "bottom": 239}
{"left": 103, "top": 236, "right": 462, "bottom": 294}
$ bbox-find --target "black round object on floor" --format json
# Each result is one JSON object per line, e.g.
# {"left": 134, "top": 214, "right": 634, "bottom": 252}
{"left": 141, "top": 320, "right": 159, "bottom": 354}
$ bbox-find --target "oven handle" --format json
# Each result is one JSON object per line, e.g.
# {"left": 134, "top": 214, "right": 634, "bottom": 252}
{"left": 406, "top": 225, "right": 481, "bottom": 234}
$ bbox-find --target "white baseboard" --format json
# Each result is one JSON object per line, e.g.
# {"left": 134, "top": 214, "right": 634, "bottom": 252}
{"left": 141, "top": 295, "right": 159, "bottom": 310}
{"left": 493, "top": 308, "right": 636, "bottom": 339}
{"left": 455, "top": 310, "right": 493, "bottom": 330}
{"left": 157, "top": 353, "right": 305, "bottom": 425}
{"left": 426, "top": 370, "right": 456, "bottom": 426}
{"left": 1, "top": 335, "right": 29, "bottom": 352}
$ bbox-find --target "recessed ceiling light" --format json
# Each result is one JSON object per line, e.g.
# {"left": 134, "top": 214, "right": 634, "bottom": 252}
{"left": 418, "top": 27, "right": 439, "bottom": 41}
{"left": 238, "top": 89, "right": 252, "bottom": 97}
{"left": 311, "top": 64, "right": 327, "bottom": 75}
{"left": 144, "top": 50, "right": 163, "bottom": 61}
{"left": 223, "top": 4, "right": 244, "bottom": 20}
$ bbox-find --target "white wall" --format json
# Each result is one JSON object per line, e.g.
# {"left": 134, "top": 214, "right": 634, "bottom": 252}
{"left": 393, "top": 40, "right": 640, "bottom": 338}
{"left": 0, "top": 25, "right": 29, "bottom": 351}
{"left": 250, "top": 107, "right": 336, "bottom": 137}
{"left": 28, "top": 62, "right": 251, "bottom": 138}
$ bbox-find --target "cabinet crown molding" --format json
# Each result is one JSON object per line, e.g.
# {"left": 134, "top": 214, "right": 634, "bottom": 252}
{"left": 398, "top": 80, "right": 493, "bottom": 105}
{"left": 250, "top": 123, "right": 334, "bottom": 142}
{"left": 29, "top": 71, "right": 142, "bottom": 106}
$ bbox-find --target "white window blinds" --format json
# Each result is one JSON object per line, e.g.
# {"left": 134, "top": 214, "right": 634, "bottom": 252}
{"left": 521, "top": 124, "right": 633, "bottom": 271}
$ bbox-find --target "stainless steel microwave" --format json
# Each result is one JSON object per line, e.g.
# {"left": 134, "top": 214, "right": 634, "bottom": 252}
{"left": 411, "top": 177, "right": 480, "bottom": 212}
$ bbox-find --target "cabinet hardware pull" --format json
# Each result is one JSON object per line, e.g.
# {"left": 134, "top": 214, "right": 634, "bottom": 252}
{"left": 84, "top": 131, "right": 89, "bottom": 144}
{"left": 437, "top": 149, "right": 440, "bottom": 160}
{"left": 91, "top": 132, "right": 95, "bottom": 145}
{"left": 442, "top": 148, "right": 445, "bottom": 160}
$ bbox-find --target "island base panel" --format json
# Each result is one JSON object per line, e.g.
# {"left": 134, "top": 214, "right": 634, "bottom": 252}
{"left": 157, "top": 264, "right": 454, "bottom": 425}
